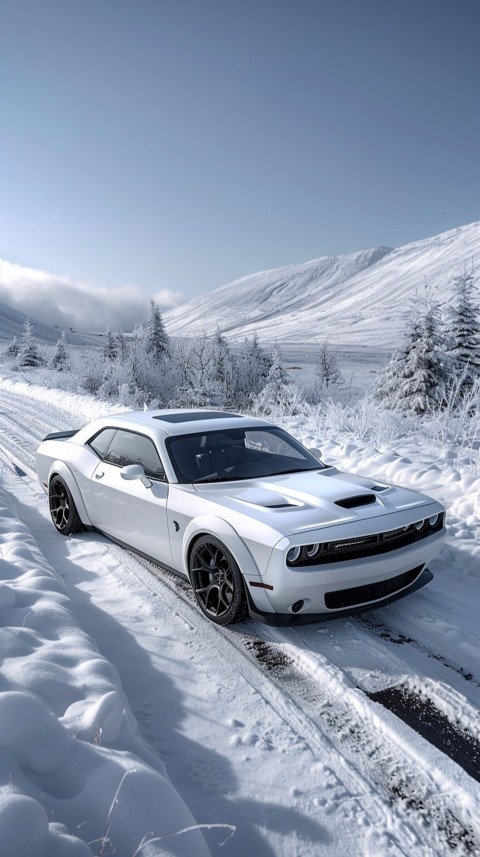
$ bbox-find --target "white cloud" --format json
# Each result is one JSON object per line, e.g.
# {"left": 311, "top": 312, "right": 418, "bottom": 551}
{"left": 152, "top": 288, "right": 185, "bottom": 309}
{"left": 0, "top": 259, "right": 185, "bottom": 332}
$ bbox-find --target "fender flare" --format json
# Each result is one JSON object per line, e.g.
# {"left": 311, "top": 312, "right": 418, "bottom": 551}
{"left": 182, "top": 515, "right": 261, "bottom": 581}
{"left": 48, "top": 461, "right": 93, "bottom": 527}
{"left": 181, "top": 516, "right": 276, "bottom": 614}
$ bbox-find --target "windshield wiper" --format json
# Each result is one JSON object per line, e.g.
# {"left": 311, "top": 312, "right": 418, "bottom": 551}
{"left": 265, "top": 467, "right": 322, "bottom": 476}
{"left": 193, "top": 466, "right": 322, "bottom": 484}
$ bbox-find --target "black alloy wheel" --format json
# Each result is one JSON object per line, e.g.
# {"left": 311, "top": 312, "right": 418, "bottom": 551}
{"left": 189, "top": 535, "right": 248, "bottom": 625}
{"left": 49, "top": 476, "right": 83, "bottom": 536}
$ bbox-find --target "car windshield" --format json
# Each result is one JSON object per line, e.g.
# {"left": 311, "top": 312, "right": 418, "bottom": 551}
{"left": 166, "top": 426, "right": 324, "bottom": 484}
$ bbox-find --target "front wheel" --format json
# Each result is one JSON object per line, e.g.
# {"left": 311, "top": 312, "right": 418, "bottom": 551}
{"left": 49, "top": 476, "right": 83, "bottom": 536}
{"left": 189, "top": 536, "right": 248, "bottom": 625}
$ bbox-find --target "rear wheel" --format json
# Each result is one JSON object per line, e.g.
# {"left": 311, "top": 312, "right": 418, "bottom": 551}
{"left": 49, "top": 476, "right": 83, "bottom": 536}
{"left": 189, "top": 536, "right": 248, "bottom": 625}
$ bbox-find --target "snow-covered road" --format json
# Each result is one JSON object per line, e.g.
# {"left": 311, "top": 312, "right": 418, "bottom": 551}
{"left": 0, "top": 376, "right": 479, "bottom": 856}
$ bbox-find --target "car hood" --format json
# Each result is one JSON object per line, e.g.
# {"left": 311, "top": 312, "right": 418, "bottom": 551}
{"left": 192, "top": 467, "right": 436, "bottom": 534}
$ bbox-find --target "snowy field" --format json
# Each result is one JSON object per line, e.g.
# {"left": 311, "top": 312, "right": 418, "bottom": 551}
{"left": 276, "top": 342, "right": 390, "bottom": 400}
{"left": 0, "top": 373, "right": 480, "bottom": 856}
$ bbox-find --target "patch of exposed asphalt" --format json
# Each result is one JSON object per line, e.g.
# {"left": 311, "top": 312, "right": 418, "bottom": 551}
{"left": 367, "top": 684, "right": 480, "bottom": 785}
{"left": 13, "top": 463, "right": 28, "bottom": 477}
{"left": 239, "top": 635, "right": 480, "bottom": 854}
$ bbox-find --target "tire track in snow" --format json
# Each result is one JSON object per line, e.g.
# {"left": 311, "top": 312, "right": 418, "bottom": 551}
{"left": 357, "top": 615, "right": 480, "bottom": 689}
{"left": 126, "top": 562, "right": 480, "bottom": 855}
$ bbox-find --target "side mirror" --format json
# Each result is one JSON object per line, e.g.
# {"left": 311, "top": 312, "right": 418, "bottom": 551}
{"left": 120, "top": 464, "right": 152, "bottom": 489}
{"left": 309, "top": 447, "right": 323, "bottom": 460}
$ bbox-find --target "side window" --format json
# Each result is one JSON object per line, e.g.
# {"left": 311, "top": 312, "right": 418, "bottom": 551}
{"left": 87, "top": 428, "right": 117, "bottom": 458}
{"left": 104, "top": 430, "right": 166, "bottom": 480}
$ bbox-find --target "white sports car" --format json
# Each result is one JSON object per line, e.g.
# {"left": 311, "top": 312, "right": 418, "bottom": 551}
{"left": 36, "top": 409, "right": 446, "bottom": 626}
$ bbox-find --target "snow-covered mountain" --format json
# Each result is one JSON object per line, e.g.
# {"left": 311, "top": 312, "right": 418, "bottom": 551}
{"left": 0, "top": 301, "right": 100, "bottom": 346}
{"left": 164, "top": 221, "right": 480, "bottom": 347}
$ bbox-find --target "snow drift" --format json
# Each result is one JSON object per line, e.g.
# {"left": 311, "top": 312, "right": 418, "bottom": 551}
{"left": 0, "top": 481, "right": 210, "bottom": 857}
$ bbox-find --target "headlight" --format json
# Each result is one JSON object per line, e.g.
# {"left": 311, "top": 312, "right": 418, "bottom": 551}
{"left": 415, "top": 519, "right": 426, "bottom": 531}
{"left": 287, "top": 546, "right": 302, "bottom": 563}
{"left": 287, "top": 543, "right": 323, "bottom": 565}
{"left": 428, "top": 514, "right": 439, "bottom": 527}
{"left": 306, "top": 543, "right": 321, "bottom": 558}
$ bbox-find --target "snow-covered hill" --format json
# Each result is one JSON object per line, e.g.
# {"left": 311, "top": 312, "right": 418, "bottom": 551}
{"left": 164, "top": 221, "right": 480, "bottom": 347}
{"left": 0, "top": 301, "right": 100, "bottom": 346}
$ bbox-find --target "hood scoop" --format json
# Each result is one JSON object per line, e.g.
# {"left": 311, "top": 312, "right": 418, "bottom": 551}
{"left": 229, "top": 486, "right": 303, "bottom": 510}
{"left": 335, "top": 494, "right": 377, "bottom": 509}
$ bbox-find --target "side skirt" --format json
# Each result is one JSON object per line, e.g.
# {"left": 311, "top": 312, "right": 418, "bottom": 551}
{"left": 87, "top": 526, "right": 189, "bottom": 582}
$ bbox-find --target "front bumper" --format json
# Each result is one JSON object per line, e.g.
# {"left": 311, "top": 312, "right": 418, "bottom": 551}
{"left": 244, "top": 514, "right": 445, "bottom": 618}
{"left": 246, "top": 567, "right": 433, "bottom": 625}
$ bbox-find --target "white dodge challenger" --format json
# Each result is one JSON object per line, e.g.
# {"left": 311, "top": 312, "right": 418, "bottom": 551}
{"left": 36, "top": 409, "right": 446, "bottom": 626}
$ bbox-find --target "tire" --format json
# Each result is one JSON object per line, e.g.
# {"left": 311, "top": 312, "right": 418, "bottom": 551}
{"left": 189, "top": 535, "right": 248, "bottom": 625}
{"left": 49, "top": 476, "right": 83, "bottom": 536}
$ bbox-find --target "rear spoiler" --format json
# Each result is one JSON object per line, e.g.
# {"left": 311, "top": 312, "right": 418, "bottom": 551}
{"left": 42, "top": 429, "right": 79, "bottom": 441}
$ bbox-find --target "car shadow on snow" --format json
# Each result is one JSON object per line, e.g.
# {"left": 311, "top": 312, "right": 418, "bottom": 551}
{"left": 15, "top": 498, "right": 331, "bottom": 857}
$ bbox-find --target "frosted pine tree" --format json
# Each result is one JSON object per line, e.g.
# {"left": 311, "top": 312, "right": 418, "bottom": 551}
{"left": 376, "top": 295, "right": 451, "bottom": 414}
{"left": 19, "top": 318, "right": 45, "bottom": 367}
{"left": 5, "top": 336, "right": 20, "bottom": 359}
{"left": 103, "top": 331, "right": 118, "bottom": 361}
{"left": 375, "top": 308, "right": 423, "bottom": 405}
{"left": 50, "top": 332, "right": 70, "bottom": 370}
{"left": 145, "top": 300, "right": 169, "bottom": 360}
{"left": 374, "top": 343, "right": 409, "bottom": 402}
{"left": 444, "top": 272, "right": 480, "bottom": 388}
{"left": 212, "top": 328, "right": 236, "bottom": 403}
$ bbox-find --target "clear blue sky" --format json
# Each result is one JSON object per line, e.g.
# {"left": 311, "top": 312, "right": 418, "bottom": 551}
{"left": 1, "top": 0, "right": 479, "bottom": 302}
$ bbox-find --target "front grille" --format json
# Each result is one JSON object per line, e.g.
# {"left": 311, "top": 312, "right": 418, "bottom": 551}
{"left": 326, "top": 534, "right": 378, "bottom": 552}
{"left": 325, "top": 566, "right": 423, "bottom": 610}
{"left": 287, "top": 512, "right": 445, "bottom": 566}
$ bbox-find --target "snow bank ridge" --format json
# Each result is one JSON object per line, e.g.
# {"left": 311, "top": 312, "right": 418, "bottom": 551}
{"left": 0, "top": 482, "right": 211, "bottom": 857}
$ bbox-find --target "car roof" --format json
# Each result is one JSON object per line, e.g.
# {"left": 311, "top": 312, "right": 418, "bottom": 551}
{"left": 102, "top": 409, "right": 272, "bottom": 436}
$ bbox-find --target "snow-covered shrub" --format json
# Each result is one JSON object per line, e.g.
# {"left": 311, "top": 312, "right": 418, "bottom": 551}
{"left": 314, "top": 341, "right": 344, "bottom": 393}
{"left": 4, "top": 304, "right": 307, "bottom": 419}
{"left": 102, "top": 330, "right": 118, "bottom": 361}
{"left": 235, "top": 333, "right": 272, "bottom": 407}
{"left": 78, "top": 351, "right": 106, "bottom": 395}
{"left": 130, "top": 333, "right": 178, "bottom": 407}
{"left": 253, "top": 349, "right": 307, "bottom": 418}
{"left": 418, "top": 377, "right": 480, "bottom": 450}
{"left": 317, "top": 397, "right": 404, "bottom": 449}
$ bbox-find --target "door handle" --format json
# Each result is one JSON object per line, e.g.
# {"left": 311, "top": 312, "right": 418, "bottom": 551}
{"left": 95, "top": 472, "right": 104, "bottom": 479}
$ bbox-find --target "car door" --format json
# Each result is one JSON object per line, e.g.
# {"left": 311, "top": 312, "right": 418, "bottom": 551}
{"left": 91, "top": 428, "right": 173, "bottom": 567}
